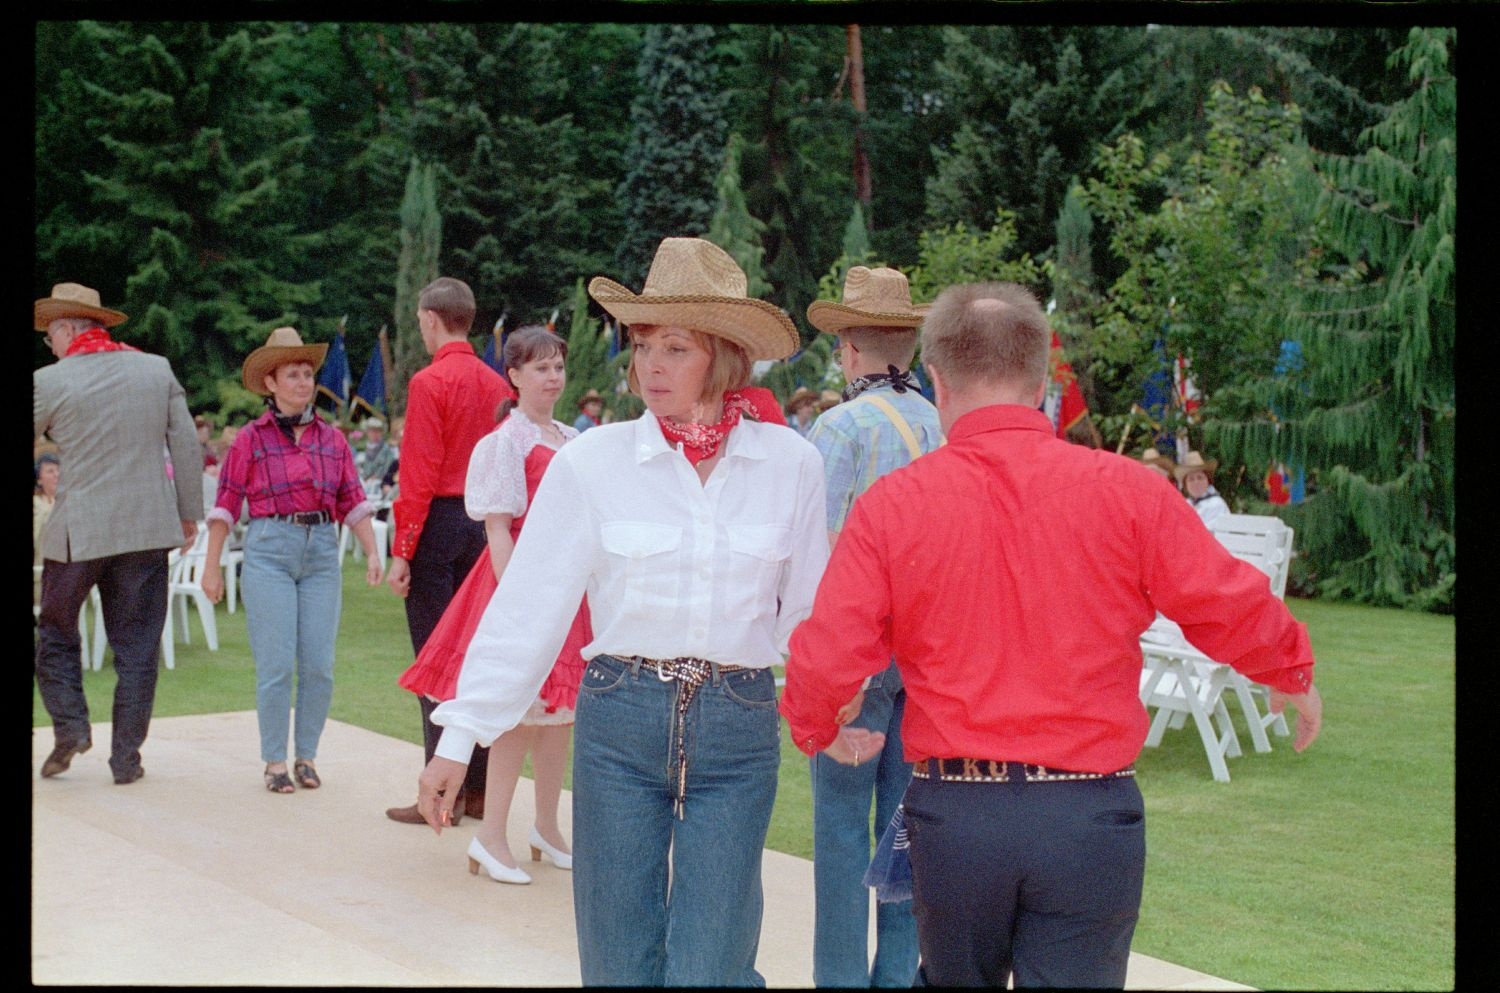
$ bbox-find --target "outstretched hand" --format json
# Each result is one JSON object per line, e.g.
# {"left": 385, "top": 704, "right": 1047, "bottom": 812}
{"left": 417, "top": 756, "right": 469, "bottom": 834}
{"left": 1268, "top": 682, "right": 1323, "bottom": 753}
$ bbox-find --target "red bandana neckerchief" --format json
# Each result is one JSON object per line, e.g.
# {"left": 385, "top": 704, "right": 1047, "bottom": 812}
{"left": 655, "top": 390, "right": 759, "bottom": 466}
{"left": 64, "top": 327, "right": 139, "bottom": 355}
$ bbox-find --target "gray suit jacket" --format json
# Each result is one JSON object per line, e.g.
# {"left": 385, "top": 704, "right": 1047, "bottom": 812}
{"left": 34, "top": 350, "right": 203, "bottom": 562}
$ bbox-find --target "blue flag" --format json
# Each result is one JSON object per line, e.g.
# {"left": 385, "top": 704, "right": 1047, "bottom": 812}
{"left": 352, "top": 345, "right": 385, "bottom": 418}
{"left": 607, "top": 319, "right": 620, "bottom": 360}
{"left": 1140, "top": 336, "right": 1173, "bottom": 450}
{"left": 316, "top": 328, "right": 350, "bottom": 411}
{"left": 482, "top": 314, "right": 507, "bottom": 374}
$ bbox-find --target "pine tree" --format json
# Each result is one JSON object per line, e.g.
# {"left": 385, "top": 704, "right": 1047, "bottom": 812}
{"left": 614, "top": 24, "right": 727, "bottom": 287}
{"left": 36, "top": 21, "right": 322, "bottom": 405}
{"left": 391, "top": 158, "right": 441, "bottom": 411}
{"left": 1212, "top": 28, "right": 1455, "bottom": 611}
{"left": 706, "top": 133, "right": 771, "bottom": 299}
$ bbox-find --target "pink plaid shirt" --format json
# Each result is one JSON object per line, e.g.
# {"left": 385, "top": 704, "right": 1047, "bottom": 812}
{"left": 208, "top": 410, "right": 373, "bottom": 529}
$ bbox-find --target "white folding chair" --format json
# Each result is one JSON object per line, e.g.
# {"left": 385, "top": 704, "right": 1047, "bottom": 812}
{"left": 164, "top": 527, "right": 219, "bottom": 653}
{"left": 1139, "top": 514, "right": 1296, "bottom": 780}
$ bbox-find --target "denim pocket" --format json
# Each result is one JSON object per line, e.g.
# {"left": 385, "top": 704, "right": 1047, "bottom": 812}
{"left": 719, "top": 667, "right": 778, "bottom": 710}
{"left": 580, "top": 656, "right": 630, "bottom": 695}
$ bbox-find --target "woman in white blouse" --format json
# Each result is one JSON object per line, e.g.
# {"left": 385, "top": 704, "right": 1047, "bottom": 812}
{"left": 398, "top": 325, "right": 591, "bottom": 885}
{"left": 418, "top": 238, "right": 828, "bottom": 986}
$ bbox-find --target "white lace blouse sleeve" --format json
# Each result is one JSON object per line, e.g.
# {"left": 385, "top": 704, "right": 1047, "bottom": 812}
{"left": 464, "top": 420, "right": 529, "bottom": 520}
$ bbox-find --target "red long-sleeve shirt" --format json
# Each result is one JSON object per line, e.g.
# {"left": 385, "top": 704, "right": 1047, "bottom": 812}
{"left": 391, "top": 341, "right": 513, "bottom": 560}
{"left": 780, "top": 404, "right": 1315, "bottom": 773}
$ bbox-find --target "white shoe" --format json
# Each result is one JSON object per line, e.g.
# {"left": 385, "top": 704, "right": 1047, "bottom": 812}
{"left": 467, "top": 837, "right": 531, "bottom": 884}
{"left": 528, "top": 826, "right": 573, "bottom": 870}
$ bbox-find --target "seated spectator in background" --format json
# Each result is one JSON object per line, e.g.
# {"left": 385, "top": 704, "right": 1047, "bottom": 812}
{"left": 195, "top": 415, "right": 218, "bottom": 472}
{"left": 573, "top": 389, "right": 604, "bottom": 433}
{"left": 1176, "top": 450, "right": 1229, "bottom": 527}
{"left": 34, "top": 451, "right": 61, "bottom": 603}
{"left": 1138, "top": 446, "right": 1175, "bottom": 480}
{"left": 356, "top": 416, "right": 398, "bottom": 492}
{"left": 786, "top": 387, "right": 818, "bottom": 437}
{"left": 215, "top": 424, "right": 240, "bottom": 464}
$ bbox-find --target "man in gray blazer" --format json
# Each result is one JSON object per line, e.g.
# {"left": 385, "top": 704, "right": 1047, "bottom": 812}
{"left": 33, "top": 282, "right": 202, "bottom": 785}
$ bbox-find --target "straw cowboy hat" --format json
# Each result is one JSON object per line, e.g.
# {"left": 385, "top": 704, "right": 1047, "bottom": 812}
{"left": 806, "top": 266, "right": 928, "bottom": 335}
{"left": 1173, "top": 450, "right": 1218, "bottom": 482}
{"left": 577, "top": 388, "right": 604, "bottom": 409}
{"left": 361, "top": 416, "right": 386, "bottom": 432}
{"left": 241, "top": 327, "right": 329, "bottom": 395}
{"left": 816, "top": 389, "right": 842, "bottom": 413}
{"left": 787, "top": 386, "right": 818, "bottom": 411}
{"left": 34, "top": 282, "right": 128, "bottom": 331}
{"left": 587, "top": 237, "right": 799, "bottom": 361}
{"left": 1138, "top": 447, "right": 1175, "bottom": 473}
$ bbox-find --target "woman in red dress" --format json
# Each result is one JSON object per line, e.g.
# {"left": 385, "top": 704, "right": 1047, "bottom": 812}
{"left": 399, "top": 325, "right": 590, "bottom": 884}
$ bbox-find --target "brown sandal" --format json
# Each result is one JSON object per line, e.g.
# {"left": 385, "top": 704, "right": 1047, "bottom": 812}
{"left": 293, "top": 760, "right": 321, "bottom": 790}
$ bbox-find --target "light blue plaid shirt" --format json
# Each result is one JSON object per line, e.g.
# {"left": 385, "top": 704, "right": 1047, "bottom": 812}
{"left": 806, "top": 382, "right": 943, "bottom": 532}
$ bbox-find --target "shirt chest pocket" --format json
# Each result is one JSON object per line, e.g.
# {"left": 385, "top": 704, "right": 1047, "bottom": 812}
{"left": 724, "top": 523, "right": 793, "bottom": 608}
{"left": 600, "top": 521, "right": 683, "bottom": 614}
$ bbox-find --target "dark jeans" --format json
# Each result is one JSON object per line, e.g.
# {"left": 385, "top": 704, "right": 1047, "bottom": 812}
{"left": 406, "top": 496, "right": 487, "bottom": 795}
{"left": 35, "top": 550, "right": 170, "bottom": 779}
{"left": 904, "top": 773, "right": 1146, "bottom": 988}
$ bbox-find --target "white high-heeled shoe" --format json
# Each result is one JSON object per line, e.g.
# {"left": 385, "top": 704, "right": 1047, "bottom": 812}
{"left": 528, "top": 826, "right": 573, "bottom": 870}
{"left": 467, "top": 836, "right": 531, "bottom": 885}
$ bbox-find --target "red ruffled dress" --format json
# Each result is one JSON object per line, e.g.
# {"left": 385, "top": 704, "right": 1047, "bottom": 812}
{"left": 398, "top": 415, "right": 591, "bottom": 724}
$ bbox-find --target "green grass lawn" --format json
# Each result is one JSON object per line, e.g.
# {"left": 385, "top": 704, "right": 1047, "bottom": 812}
{"left": 36, "top": 560, "right": 1454, "bottom": 990}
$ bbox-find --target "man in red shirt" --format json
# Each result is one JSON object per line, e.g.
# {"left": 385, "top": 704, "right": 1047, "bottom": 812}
{"left": 780, "top": 281, "right": 1323, "bottom": 988}
{"left": 384, "top": 277, "right": 513, "bottom": 824}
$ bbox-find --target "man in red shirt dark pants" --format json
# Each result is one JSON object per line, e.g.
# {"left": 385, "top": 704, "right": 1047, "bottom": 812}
{"left": 780, "top": 281, "right": 1323, "bottom": 988}
{"left": 384, "top": 277, "right": 513, "bottom": 824}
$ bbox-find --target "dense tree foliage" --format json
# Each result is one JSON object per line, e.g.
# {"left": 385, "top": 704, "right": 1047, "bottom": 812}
{"left": 34, "top": 20, "right": 1450, "bottom": 607}
{"left": 1211, "top": 28, "right": 1456, "bottom": 611}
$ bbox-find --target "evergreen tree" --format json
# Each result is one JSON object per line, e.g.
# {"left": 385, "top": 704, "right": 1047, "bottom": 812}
{"left": 36, "top": 21, "right": 322, "bottom": 405}
{"left": 924, "top": 26, "right": 1153, "bottom": 261}
{"left": 615, "top": 24, "right": 727, "bottom": 287}
{"left": 1051, "top": 183, "right": 1095, "bottom": 315}
{"left": 1212, "top": 28, "right": 1455, "bottom": 611}
{"left": 391, "top": 157, "right": 441, "bottom": 411}
{"left": 719, "top": 24, "right": 850, "bottom": 337}
{"left": 706, "top": 133, "right": 771, "bottom": 299}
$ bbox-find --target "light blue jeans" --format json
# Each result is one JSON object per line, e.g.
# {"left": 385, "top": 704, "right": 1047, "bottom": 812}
{"left": 240, "top": 518, "right": 341, "bottom": 764}
{"left": 572, "top": 654, "right": 781, "bottom": 986}
{"left": 810, "top": 659, "right": 919, "bottom": 987}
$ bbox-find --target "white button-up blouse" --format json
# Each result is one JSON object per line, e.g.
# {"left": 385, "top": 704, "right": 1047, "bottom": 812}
{"left": 433, "top": 410, "right": 830, "bottom": 760}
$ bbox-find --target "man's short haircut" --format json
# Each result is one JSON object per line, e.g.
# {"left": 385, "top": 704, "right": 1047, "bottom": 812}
{"left": 626, "top": 325, "right": 752, "bottom": 404}
{"left": 919, "top": 282, "right": 1050, "bottom": 391}
{"left": 838, "top": 326, "right": 920, "bottom": 370}
{"left": 418, "top": 277, "right": 476, "bottom": 334}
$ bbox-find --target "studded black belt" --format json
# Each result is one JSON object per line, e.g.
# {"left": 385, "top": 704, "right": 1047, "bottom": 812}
{"left": 912, "top": 757, "right": 1135, "bottom": 784}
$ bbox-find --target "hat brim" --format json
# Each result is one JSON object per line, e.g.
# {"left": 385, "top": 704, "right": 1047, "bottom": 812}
{"left": 806, "top": 300, "right": 927, "bottom": 335}
{"left": 589, "top": 277, "right": 799, "bottom": 361}
{"left": 34, "top": 299, "right": 129, "bottom": 331}
{"left": 1173, "top": 459, "right": 1218, "bottom": 481}
{"left": 241, "top": 344, "right": 329, "bottom": 395}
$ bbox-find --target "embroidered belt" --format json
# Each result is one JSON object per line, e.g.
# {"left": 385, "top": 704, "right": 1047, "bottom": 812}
{"left": 912, "top": 757, "right": 1135, "bottom": 784}
{"left": 623, "top": 655, "right": 750, "bottom": 820}
{"left": 267, "top": 510, "right": 331, "bottom": 527}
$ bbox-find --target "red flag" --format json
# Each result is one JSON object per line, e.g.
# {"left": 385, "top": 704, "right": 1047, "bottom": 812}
{"left": 1043, "top": 331, "right": 1088, "bottom": 438}
{"left": 1174, "top": 353, "right": 1201, "bottom": 417}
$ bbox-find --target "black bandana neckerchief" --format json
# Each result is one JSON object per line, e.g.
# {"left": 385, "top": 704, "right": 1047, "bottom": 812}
{"left": 841, "top": 366, "right": 922, "bottom": 404}
{"left": 266, "top": 396, "right": 317, "bottom": 436}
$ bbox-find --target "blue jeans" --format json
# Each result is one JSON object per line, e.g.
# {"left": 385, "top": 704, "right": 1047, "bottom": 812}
{"left": 810, "top": 659, "right": 919, "bottom": 987}
{"left": 572, "top": 655, "right": 781, "bottom": 986}
{"left": 241, "top": 518, "right": 341, "bottom": 764}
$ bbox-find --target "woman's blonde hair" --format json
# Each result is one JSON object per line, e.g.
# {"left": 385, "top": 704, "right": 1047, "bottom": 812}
{"left": 626, "top": 325, "right": 752, "bottom": 404}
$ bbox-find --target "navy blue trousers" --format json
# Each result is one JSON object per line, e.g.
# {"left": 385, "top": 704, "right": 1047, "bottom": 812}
{"left": 34, "top": 549, "right": 169, "bottom": 779}
{"left": 406, "top": 496, "right": 488, "bottom": 794}
{"left": 904, "top": 773, "right": 1146, "bottom": 988}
